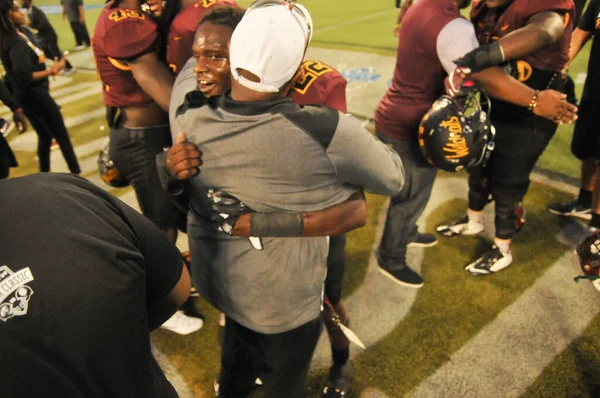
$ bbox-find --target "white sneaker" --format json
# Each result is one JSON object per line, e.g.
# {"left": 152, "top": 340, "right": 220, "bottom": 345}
{"left": 72, "top": 45, "right": 86, "bottom": 51}
{"left": 437, "top": 216, "right": 484, "bottom": 237}
{"left": 159, "top": 310, "right": 203, "bottom": 335}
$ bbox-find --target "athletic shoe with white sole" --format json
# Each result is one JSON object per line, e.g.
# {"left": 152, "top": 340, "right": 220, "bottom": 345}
{"left": 436, "top": 215, "right": 484, "bottom": 237}
{"left": 407, "top": 232, "right": 438, "bottom": 248}
{"left": 377, "top": 251, "right": 423, "bottom": 288}
{"left": 548, "top": 199, "right": 592, "bottom": 220}
{"left": 159, "top": 310, "right": 203, "bottom": 335}
{"left": 465, "top": 245, "right": 512, "bottom": 276}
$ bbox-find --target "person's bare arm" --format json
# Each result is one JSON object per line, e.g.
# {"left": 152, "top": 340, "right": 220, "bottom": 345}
{"left": 128, "top": 52, "right": 175, "bottom": 112}
{"left": 470, "top": 66, "right": 578, "bottom": 124}
{"left": 498, "top": 11, "right": 567, "bottom": 61}
{"left": 455, "top": 11, "right": 568, "bottom": 74}
{"left": 147, "top": 265, "right": 191, "bottom": 330}
{"left": 231, "top": 191, "right": 368, "bottom": 237}
{"left": 566, "top": 28, "right": 593, "bottom": 68}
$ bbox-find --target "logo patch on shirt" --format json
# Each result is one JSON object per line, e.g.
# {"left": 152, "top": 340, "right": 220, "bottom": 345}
{"left": 0, "top": 265, "right": 34, "bottom": 322}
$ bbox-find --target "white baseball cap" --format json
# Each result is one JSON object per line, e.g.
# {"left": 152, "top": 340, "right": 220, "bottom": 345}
{"left": 230, "top": 1, "right": 313, "bottom": 93}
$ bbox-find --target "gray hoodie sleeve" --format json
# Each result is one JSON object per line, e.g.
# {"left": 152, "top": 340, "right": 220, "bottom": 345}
{"left": 326, "top": 113, "right": 404, "bottom": 196}
{"left": 169, "top": 58, "right": 198, "bottom": 126}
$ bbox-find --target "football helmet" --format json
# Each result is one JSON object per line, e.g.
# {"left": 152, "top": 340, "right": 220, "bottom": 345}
{"left": 419, "top": 87, "right": 495, "bottom": 172}
{"left": 97, "top": 138, "right": 129, "bottom": 188}
{"left": 576, "top": 231, "right": 600, "bottom": 278}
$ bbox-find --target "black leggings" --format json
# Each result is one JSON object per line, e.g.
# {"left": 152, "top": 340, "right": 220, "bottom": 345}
{"left": 20, "top": 91, "right": 80, "bottom": 174}
{"left": 468, "top": 120, "right": 555, "bottom": 239}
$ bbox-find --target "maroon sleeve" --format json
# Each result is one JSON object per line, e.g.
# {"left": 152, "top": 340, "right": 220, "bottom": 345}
{"left": 167, "top": 12, "right": 194, "bottom": 75}
{"left": 290, "top": 60, "right": 348, "bottom": 113}
{"left": 513, "top": 0, "right": 573, "bottom": 16}
{"left": 103, "top": 11, "right": 159, "bottom": 61}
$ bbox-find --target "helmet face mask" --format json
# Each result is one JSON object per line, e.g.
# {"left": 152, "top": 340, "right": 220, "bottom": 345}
{"left": 97, "top": 138, "right": 130, "bottom": 188}
{"left": 577, "top": 232, "right": 600, "bottom": 277}
{"left": 419, "top": 87, "right": 495, "bottom": 172}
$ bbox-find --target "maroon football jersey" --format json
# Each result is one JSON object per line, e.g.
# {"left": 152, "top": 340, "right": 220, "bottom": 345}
{"left": 289, "top": 60, "right": 347, "bottom": 113}
{"left": 471, "top": 0, "right": 574, "bottom": 72}
{"left": 93, "top": 3, "right": 160, "bottom": 107}
{"left": 375, "top": 0, "right": 461, "bottom": 141}
{"left": 167, "top": 0, "right": 238, "bottom": 75}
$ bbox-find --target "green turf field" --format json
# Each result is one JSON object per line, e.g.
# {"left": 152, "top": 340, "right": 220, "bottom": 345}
{"left": 6, "top": 1, "right": 600, "bottom": 397}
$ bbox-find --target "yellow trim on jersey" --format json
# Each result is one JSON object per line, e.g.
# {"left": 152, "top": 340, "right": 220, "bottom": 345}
{"left": 292, "top": 60, "right": 334, "bottom": 95}
{"left": 108, "top": 56, "right": 132, "bottom": 71}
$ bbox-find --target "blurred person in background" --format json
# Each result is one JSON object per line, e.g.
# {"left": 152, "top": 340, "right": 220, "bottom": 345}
{"left": 0, "top": 78, "right": 27, "bottom": 179}
{"left": 23, "top": 0, "right": 75, "bottom": 75}
{"left": 61, "top": 0, "right": 90, "bottom": 49}
{"left": 0, "top": 0, "right": 80, "bottom": 174}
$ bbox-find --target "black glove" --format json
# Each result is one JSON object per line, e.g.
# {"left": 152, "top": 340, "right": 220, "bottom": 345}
{"left": 454, "top": 41, "right": 505, "bottom": 74}
{"left": 208, "top": 190, "right": 253, "bottom": 235}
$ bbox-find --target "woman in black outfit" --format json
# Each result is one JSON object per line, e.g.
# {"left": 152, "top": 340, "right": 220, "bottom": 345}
{"left": 0, "top": 0, "right": 80, "bottom": 174}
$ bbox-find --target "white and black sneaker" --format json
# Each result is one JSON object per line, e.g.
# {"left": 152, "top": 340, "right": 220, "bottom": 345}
{"left": 548, "top": 199, "right": 592, "bottom": 220}
{"left": 465, "top": 245, "right": 512, "bottom": 276}
{"left": 436, "top": 216, "right": 484, "bottom": 237}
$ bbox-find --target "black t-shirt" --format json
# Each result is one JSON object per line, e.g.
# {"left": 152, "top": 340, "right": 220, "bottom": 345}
{"left": 28, "top": 6, "right": 57, "bottom": 41}
{"left": 0, "top": 31, "right": 49, "bottom": 97}
{"left": 0, "top": 173, "right": 182, "bottom": 397}
{"left": 579, "top": 0, "right": 600, "bottom": 100}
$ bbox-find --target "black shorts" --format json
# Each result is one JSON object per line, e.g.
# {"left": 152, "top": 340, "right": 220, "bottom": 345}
{"left": 571, "top": 99, "right": 600, "bottom": 161}
{"left": 109, "top": 124, "right": 178, "bottom": 229}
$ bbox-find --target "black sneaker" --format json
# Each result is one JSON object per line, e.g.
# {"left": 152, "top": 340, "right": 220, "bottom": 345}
{"left": 436, "top": 215, "right": 484, "bottom": 237}
{"left": 465, "top": 245, "right": 512, "bottom": 276}
{"left": 408, "top": 233, "right": 438, "bottom": 248}
{"left": 180, "top": 297, "right": 204, "bottom": 320}
{"left": 548, "top": 199, "right": 592, "bottom": 220}
{"left": 377, "top": 251, "right": 424, "bottom": 288}
{"left": 322, "top": 361, "right": 353, "bottom": 398}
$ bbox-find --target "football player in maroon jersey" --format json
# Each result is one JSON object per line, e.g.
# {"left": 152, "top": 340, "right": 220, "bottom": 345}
{"left": 437, "top": 0, "right": 577, "bottom": 275}
{"left": 93, "top": 0, "right": 204, "bottom": 334}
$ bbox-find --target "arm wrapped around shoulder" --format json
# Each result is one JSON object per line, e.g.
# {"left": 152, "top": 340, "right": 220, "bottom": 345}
{"left": 250, "top": 213, "right": 304, "bottom": 237}
{"left": 454, "top": 41, "right": 505, "bottom": 74}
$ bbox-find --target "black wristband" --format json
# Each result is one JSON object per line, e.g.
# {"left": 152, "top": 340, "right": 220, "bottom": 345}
{"left": 454, "top": 41, "right": 505, "bottom": 74}
{"left": 250, "top": 213, "right": 304, "bottom": 237}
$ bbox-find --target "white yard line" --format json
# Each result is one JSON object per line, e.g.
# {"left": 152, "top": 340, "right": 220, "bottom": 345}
{"left": 408, "top": 251, "right": 599, "bottom": 398}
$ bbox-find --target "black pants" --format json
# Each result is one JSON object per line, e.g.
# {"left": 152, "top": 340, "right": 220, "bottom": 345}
{"left": 109, "top": 124, "right": 178, "bottom": 229}
{"left": 39, "top": 34, "right": 73, "bottom": 70}
{"left": 20, "top": 90, "right": 80, "bottom": 174}
{"left": 218, "top": 316, "right": 322, "bottom": 398}
{"left": 468, "top": 120, "right": 556, "bottom": 239}
{"left": 69, "top": 21, "right": 90, "bottom": 47}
